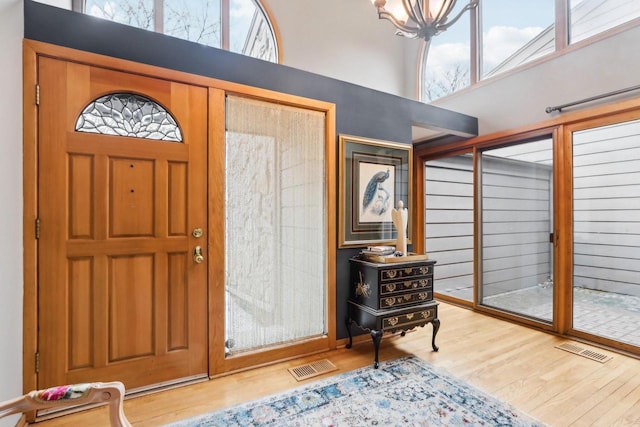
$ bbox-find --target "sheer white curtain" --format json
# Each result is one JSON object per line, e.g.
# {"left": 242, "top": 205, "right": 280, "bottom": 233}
{"left": 224, "top": 95, "right": 326, "bottom": 355}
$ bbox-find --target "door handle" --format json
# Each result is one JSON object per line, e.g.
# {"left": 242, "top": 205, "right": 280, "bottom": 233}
{"left": 193, "top": 246, "right": 204, "bottom": 263}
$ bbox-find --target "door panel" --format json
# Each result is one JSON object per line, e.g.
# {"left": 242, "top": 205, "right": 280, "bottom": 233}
{"left": 479, "top": 138, "right": 554, "bottom": 323}
{"left": 424, "top": 154, "right": 474, "bottom": 303}
{"left": 37, "top": 57, "right": 208, "bottom": 390}
{"left": 572, "top": 119, "right": 640, "bottom": 349}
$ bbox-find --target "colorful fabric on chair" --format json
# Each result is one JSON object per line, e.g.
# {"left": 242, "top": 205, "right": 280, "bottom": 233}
{"left": 31, "top": 384, "right": 92, "bottom": 402}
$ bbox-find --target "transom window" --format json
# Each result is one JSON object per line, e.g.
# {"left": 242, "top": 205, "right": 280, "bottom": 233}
{"left": 421, "top": 0, "right": 640, "bottom": 102}
{"left": 74, "top": 0, "right": 279, "bottom": 63}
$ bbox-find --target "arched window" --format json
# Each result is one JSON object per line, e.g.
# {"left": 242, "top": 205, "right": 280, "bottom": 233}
{"left": 74, "top": 0, "right": 279, "bottom": 63}
{"left": 76, "top": 93, "right": 183, "bottom": 142}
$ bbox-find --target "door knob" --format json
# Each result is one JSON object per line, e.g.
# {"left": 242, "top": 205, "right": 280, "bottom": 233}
{"left": 193, "top": 246, "right": 204, "bottom": 263}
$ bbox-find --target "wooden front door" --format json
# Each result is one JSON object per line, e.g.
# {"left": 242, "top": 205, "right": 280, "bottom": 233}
{"left": 37, "top": 57, "right": 208, "bottom": 390}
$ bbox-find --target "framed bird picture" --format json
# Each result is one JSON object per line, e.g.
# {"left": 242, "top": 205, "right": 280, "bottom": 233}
{"left": 338, "top": 134, "right": 412, "bottom": 248}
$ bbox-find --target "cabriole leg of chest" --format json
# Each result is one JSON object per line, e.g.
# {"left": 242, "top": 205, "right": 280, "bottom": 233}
{"left": 370, "top": 330, "right": 383, "bottom": 369}
{"left": 431, "top": 318, "right": 440, "bottom": 352}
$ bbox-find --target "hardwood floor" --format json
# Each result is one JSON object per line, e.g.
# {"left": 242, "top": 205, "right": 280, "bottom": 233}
{"left": 34, "top": 302, "right": 640, "bottom": 426}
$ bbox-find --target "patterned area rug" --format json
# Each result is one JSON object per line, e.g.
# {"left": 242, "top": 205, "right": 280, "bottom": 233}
{"left": 166, "top": 356, "right": 545, "bottom": 426}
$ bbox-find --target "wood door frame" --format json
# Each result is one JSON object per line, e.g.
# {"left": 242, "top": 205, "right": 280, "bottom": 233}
{"left": 23, "top": 39, "right": 337, "bottom": 394}
{"left": 208, "top": 92, "right": 337, "bottom": 376}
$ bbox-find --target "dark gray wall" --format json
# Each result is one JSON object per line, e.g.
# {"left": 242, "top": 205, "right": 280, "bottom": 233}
{"left": 24, "top": 0, "right": 477, "bottom": 339}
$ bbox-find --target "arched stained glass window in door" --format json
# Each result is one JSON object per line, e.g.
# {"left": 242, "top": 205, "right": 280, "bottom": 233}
{"left": 75, "top": 93, "right": 183, "bottom": 142}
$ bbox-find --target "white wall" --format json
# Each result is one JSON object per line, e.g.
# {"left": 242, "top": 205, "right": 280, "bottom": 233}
{"left": 432, "top": 25, "right": 640, "bottom": 136}
{"left": 0, "top": 0, "right": 24, "bottom": 424}
{"left": 265, "top": 0, "right": 412, "bottom": 98}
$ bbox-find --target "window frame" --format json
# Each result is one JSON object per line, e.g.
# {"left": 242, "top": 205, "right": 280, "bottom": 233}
{"left": 419, "top": 0, "right": 640, "bottom": 103}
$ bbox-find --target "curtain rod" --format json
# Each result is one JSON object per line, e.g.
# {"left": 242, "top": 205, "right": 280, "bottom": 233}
{"left": 545, "top": 83, "right": 640, "bottom": 114}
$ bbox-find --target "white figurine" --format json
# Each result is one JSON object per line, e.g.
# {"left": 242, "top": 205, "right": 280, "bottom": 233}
{"left": 391, "top": 200, "right": 408, "bottom": 256}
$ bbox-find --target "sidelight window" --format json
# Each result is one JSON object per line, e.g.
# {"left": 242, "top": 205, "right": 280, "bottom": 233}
{"left": 224, "top": 95, "right": 326, "bottom": 355}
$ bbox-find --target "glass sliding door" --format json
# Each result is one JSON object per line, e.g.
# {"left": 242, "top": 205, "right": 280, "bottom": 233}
{"left": 572, "top": 119, "right": 640, "bottom": 348}
{"left": 479, "top": 139, "right": 554, "bottom": 322}
{"left": 425, "top": 154, "right": 474, "bottom": 303}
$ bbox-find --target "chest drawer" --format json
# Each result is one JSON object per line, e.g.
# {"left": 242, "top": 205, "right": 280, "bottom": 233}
{"left": 382, "top": 307, "right": 437, "bottom": 330}
{"left": 349, "top": 257, "right": 436, "bottom": 310}
{"left": 380, "top": 277, "right": 432, "bottom": 295}
{"left": 380, "top": 290, "right": 433, "bottom": 308}
{"left": 380, "top": 265, "right": 433, "bottom": 282}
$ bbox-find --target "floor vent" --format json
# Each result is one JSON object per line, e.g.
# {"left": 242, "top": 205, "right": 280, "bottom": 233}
{"left": 288, "top": 359, "right": 338, "bottom": 381}
{"left": 555, "top": 342, "right": 612, "bottom": 363}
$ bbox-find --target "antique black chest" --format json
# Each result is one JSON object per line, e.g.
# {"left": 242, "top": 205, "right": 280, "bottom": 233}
{"left": 346, "top": 256, "right": 439, "bottom": 368}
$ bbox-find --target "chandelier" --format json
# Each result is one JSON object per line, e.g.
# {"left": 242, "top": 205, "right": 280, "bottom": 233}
{"left": 370, "top": 0, "right": 478, "bottom": 41}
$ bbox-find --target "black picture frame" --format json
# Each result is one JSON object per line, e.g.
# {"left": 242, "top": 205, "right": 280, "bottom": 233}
{"left": 338, "top": 134, "right": 412, "bottom": 248}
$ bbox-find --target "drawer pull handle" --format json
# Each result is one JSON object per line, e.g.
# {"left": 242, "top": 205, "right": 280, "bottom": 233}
{"left": 388, "top": 317, "right": 399, "bottom": 326}
{"left": 386, "top": 270, "right": 397, "bottom": 279}
{"left": 418, "top": 293, "right": 428, "bottom": 300}
{"left": 386, "top": 283, "right": 396, "bottom": 293}
{"left": 420, "top": 267, "right": 429, "bottom": 274}
{"left": 385, "top": 298, "right": 396, "bottom": 306}
{"left": 421, "top": 310, "right": 432, "bottom": 319}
